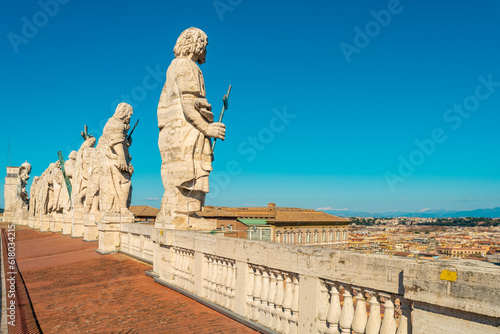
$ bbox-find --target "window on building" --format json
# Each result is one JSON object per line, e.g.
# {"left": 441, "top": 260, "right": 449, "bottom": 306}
{"left": 276, "top": 232, "right": 281, "bottom": 243}
{"left": 336, "top": 231, "right": 340, "bottom": 241}
{"left": 314, "top": 231, "right": 319, "bottom": 243}
{"left": 329, "top": 231, "right": 333, "bottom": 242}
{"left": 322, "top": 231, "right": 326, "bottom": 243}
{"left": 284, "top": 233, "right": 288, "bottom": 244}
{"left": 297, "top": 233, "right": 302, "bottom": 244}
{"left": 343, "top": 231, "right": 347, "bottom": 241}
{"left": 306, "top": 231, "right": 311, "bottom": 243}
{"left": 290, "top": 232, "right": 295, "bottom": 244}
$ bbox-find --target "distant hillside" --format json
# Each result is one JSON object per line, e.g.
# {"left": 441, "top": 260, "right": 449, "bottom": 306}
{"left": 321, "top": 207, "right": 500, "bottom": 218}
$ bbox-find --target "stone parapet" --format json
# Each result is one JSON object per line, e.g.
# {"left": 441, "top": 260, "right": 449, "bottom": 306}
{"left": 141, "top": 229, "right": 500, "bottom": 334}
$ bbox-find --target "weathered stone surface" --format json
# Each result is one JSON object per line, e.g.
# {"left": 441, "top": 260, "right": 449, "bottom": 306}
{"left": 97, "top": 212, "right": 134, "bottom": 253}
{"left": 4, "top": 162, "right": 31, "bottom": 224}
{"left": 96, "top": 103, "right": 134, "bottom": 215}
{"left": 156, "top": 27, "right": 225, "bottom": 230}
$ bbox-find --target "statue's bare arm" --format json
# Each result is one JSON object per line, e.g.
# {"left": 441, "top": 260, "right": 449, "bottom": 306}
{"left": 113, "top": 143, "right": 128, "bottom": 171}
{"left": 181, "top": 94, "right": 225, "bottom": 140}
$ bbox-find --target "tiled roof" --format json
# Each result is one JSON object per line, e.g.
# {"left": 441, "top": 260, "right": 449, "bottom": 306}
{"left": 129, "top": 205, "right": 160, "bottom": 217}
{"left": 272, "top": 211, "right": 350, "bottom": 223}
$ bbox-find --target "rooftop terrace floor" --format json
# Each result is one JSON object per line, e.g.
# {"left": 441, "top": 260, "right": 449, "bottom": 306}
{"left": 2, "top": 223, "right": 257, "bottom": 334}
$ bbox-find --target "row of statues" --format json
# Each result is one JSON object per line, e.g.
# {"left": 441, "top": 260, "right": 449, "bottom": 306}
{"left": 26, "top": 103, "right": 135, "bottom": 236}
{"left": 15, "top": 27, "right": 225, "bottom": 233}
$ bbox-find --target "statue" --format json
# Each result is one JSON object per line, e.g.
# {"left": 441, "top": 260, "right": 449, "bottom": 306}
{"left": 28, "top": 176, "right": 39, "bottom": 218}
{"left": 60, "top": 151, "right": 77, "bottom": 212}
{"left": 96, "top": 102, "right": 134, "bottom": 214}
{"left": 16, "top": 161, "right": 32, "bottom": 211}
{"left": 156, "top": 27, "right": 226, "bottom": 229}
{"left": 72, "top": 136, "right": 97, "bottom": 210}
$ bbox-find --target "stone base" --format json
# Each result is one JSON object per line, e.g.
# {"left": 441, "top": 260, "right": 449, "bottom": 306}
{"left": 97, "top": 212, "right": 134, "bottom": 254}
{"left": 83, "top": 213, "right": 99, "bottom": 241}
{"left": 27, "top": 216, "right": 35, "bottom": 229}
{"left": 72, "top": 207, "right": 85, "bottom": 238}
{"left": 34, "top": 216, "right": 41, "bottom": 229}
{"left": 50, "top": 213, "right": 63, "bottom": 232}
{"left": 40, "top": 215, "right": 52, "bottom": 232}
{"left": 62, "top": 214, "right": 72, "bottom": 235}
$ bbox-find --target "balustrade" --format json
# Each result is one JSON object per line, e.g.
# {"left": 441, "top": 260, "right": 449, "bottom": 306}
{"left": 203, "top": 255, "right": 236, "bottom": 311}
{"left": 172, "top": 247, "right": 194, "bottom": 292}
{"left": 247, "top": 265, "right": 299, "bottom": 334}
{"left": 319, "top": 279, "right": 409, "bottom": 334}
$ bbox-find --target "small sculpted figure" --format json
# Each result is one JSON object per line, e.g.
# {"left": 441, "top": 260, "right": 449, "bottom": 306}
{"left": 16, "top": 161, "right": 31, "bottom": 210}
{"left": 97, "top": 102, "right": 134, "bottom": 214}
{"left": 157, "top": 27, "right": 225, "bottom": 228}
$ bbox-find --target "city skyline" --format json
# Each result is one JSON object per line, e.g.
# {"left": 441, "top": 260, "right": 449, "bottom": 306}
{"left": 1, "top": 0, "right": 500, "bottom": 213}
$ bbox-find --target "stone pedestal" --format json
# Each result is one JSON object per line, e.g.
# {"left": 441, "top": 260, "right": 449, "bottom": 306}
{"left": 83, "top": 213, "right": 99, "bottom": 242}
{"left": 40, "top": 215, "right": 52, "bottom": 232}
{"left": 62, "top": 213, "right": 72, "bottom": 235}
{"left": 28, "top": 216, "right": 35, "bottom": 229}
{"left": 50, "top": 213, "right": 63, "bottom": 232}
{"left": 72, "top": 207, "right": 85, "bottom": 238}
{"left": 34, "top": 215, "right": 41, "bottom": 229}
{"left": 96, "top": 212, "right": 134, "bottom": 254}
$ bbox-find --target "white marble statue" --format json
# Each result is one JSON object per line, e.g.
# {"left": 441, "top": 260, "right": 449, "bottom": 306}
{"left": 72, "top": 136, "right": 97, "bottom": 210}
{"left": 96, "top": 102, "right": 134, "bottom": 214}
{"left": 157, "top": 27, "right": 226, "bottom": 229}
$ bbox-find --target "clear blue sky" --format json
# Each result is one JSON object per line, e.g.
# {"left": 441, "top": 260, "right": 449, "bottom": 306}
{"left": 1, "top": 0, "right": 499, "bottom": 213}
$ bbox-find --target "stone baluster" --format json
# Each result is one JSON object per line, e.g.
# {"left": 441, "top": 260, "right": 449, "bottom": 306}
{"left": 225, "top": 261, "right": 233, "bottom": 309}
{"left": 267, "top": 271, "right": 277, "bottom": 329}
{"left": 396, "top": 298, "right": 410, "bottom": 334}
{"left": 326, "top": 282, "right": 341, "bottom": 334}
{"left": 231, "top": 262, "right": 236, "bottom": 309}
{"left": 352, "top": 287, "right": 367, "bottom": 334}
{"left": 365, "top": 291, "right": 381, "bottom": 334}
{"left": 339, "top": 285, "right": 354, "bottom": 334}
{"left": 246, "top": 266, "right": 255, "bottom": 318}
{"left": 215, "top": 259, "right": 224, "bottom": 305}
{"left": 181, "top": 251, "right": 187, "bottom": 289}
{"left": 282, "top": 275, "right": 293, "bottom": 334}
{"left": 203, "top": 256, "right": 210, "bottom": 298}
{"left": 189, "top": 252, "right": 194, "bottom": 290}
{"left": 221, "top": 260, "right": 229, "bottom": 305}
{"left": 380, "top": 294, "right": 397, "bottom": 334}
{"left": 253, "top": 268, "right": 263, "bottom": 322}
{"left": 318, "top": 281, "right": 330, "bottom": 333}
{"left": 173, "top": 249, "right": 180, "bottom": 284}
{"left": 212, "top": 258, "right": 220, "bottom": 302}
{"left": 290, "top": 275, "right": 299, "bottom": 334}
{"left": 205, "top": 256, "right": 213, "bottom": 299}
{"left": 260, "top": 270, "right": 270, "bottom": 325}
{"left": 274, "top": 272, "right": 285, "bottom": 332}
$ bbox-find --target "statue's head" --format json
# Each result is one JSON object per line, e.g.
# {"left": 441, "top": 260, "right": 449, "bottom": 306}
{"left": 80, "top": 136, "right": 96, "bottom": 151}
{"left": 69, "top": 151, "right": 77, "bottom": 160}
{"left": 55, "top": 160, "right": 61, "bottom": 169}
{"left": 174, "top": 27, "right": 208, "bottom": 64}
{"left": 19, "top": 161, "right": 31, "bottom": 180}
{"left": 113, "top": 102, "right": 133, "bottom": 124}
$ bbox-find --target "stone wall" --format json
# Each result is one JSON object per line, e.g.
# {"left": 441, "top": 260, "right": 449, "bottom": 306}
{"left": 140, "top": 228, "right": 500, "bottom": 334}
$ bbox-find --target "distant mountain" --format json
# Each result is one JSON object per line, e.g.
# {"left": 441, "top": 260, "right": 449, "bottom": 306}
{"left": 320, "top": 207, "right": 500, "bottom": 218}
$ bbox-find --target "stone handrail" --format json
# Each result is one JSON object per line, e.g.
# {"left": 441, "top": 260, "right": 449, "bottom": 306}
{"left": 117, "top": 227, "right": 500, "bottom": 334}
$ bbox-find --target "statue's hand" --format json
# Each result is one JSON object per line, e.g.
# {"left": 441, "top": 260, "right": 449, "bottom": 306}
{"left": 205, "top": 122, "right": 226, "bottom": 140}
{"left": 117, "top": 158, "right": 128, "bottom": 171}
{"left": 126, "top": 137, "right": 132, "bottom": 147}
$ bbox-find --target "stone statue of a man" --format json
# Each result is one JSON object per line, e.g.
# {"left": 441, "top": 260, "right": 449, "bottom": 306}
{"left": 157, "top": 27, "right": 226, "bottom": 229}
{"left": 97, "top": 102, "right": 134, "bottom": 214}
{"left": 72, "top": 136, "right": 96, "bottom": 208}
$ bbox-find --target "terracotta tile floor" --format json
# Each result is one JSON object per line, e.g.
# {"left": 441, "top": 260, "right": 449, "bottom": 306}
{"left": 4, "top": 224, "right": 258, "bottom": 334}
